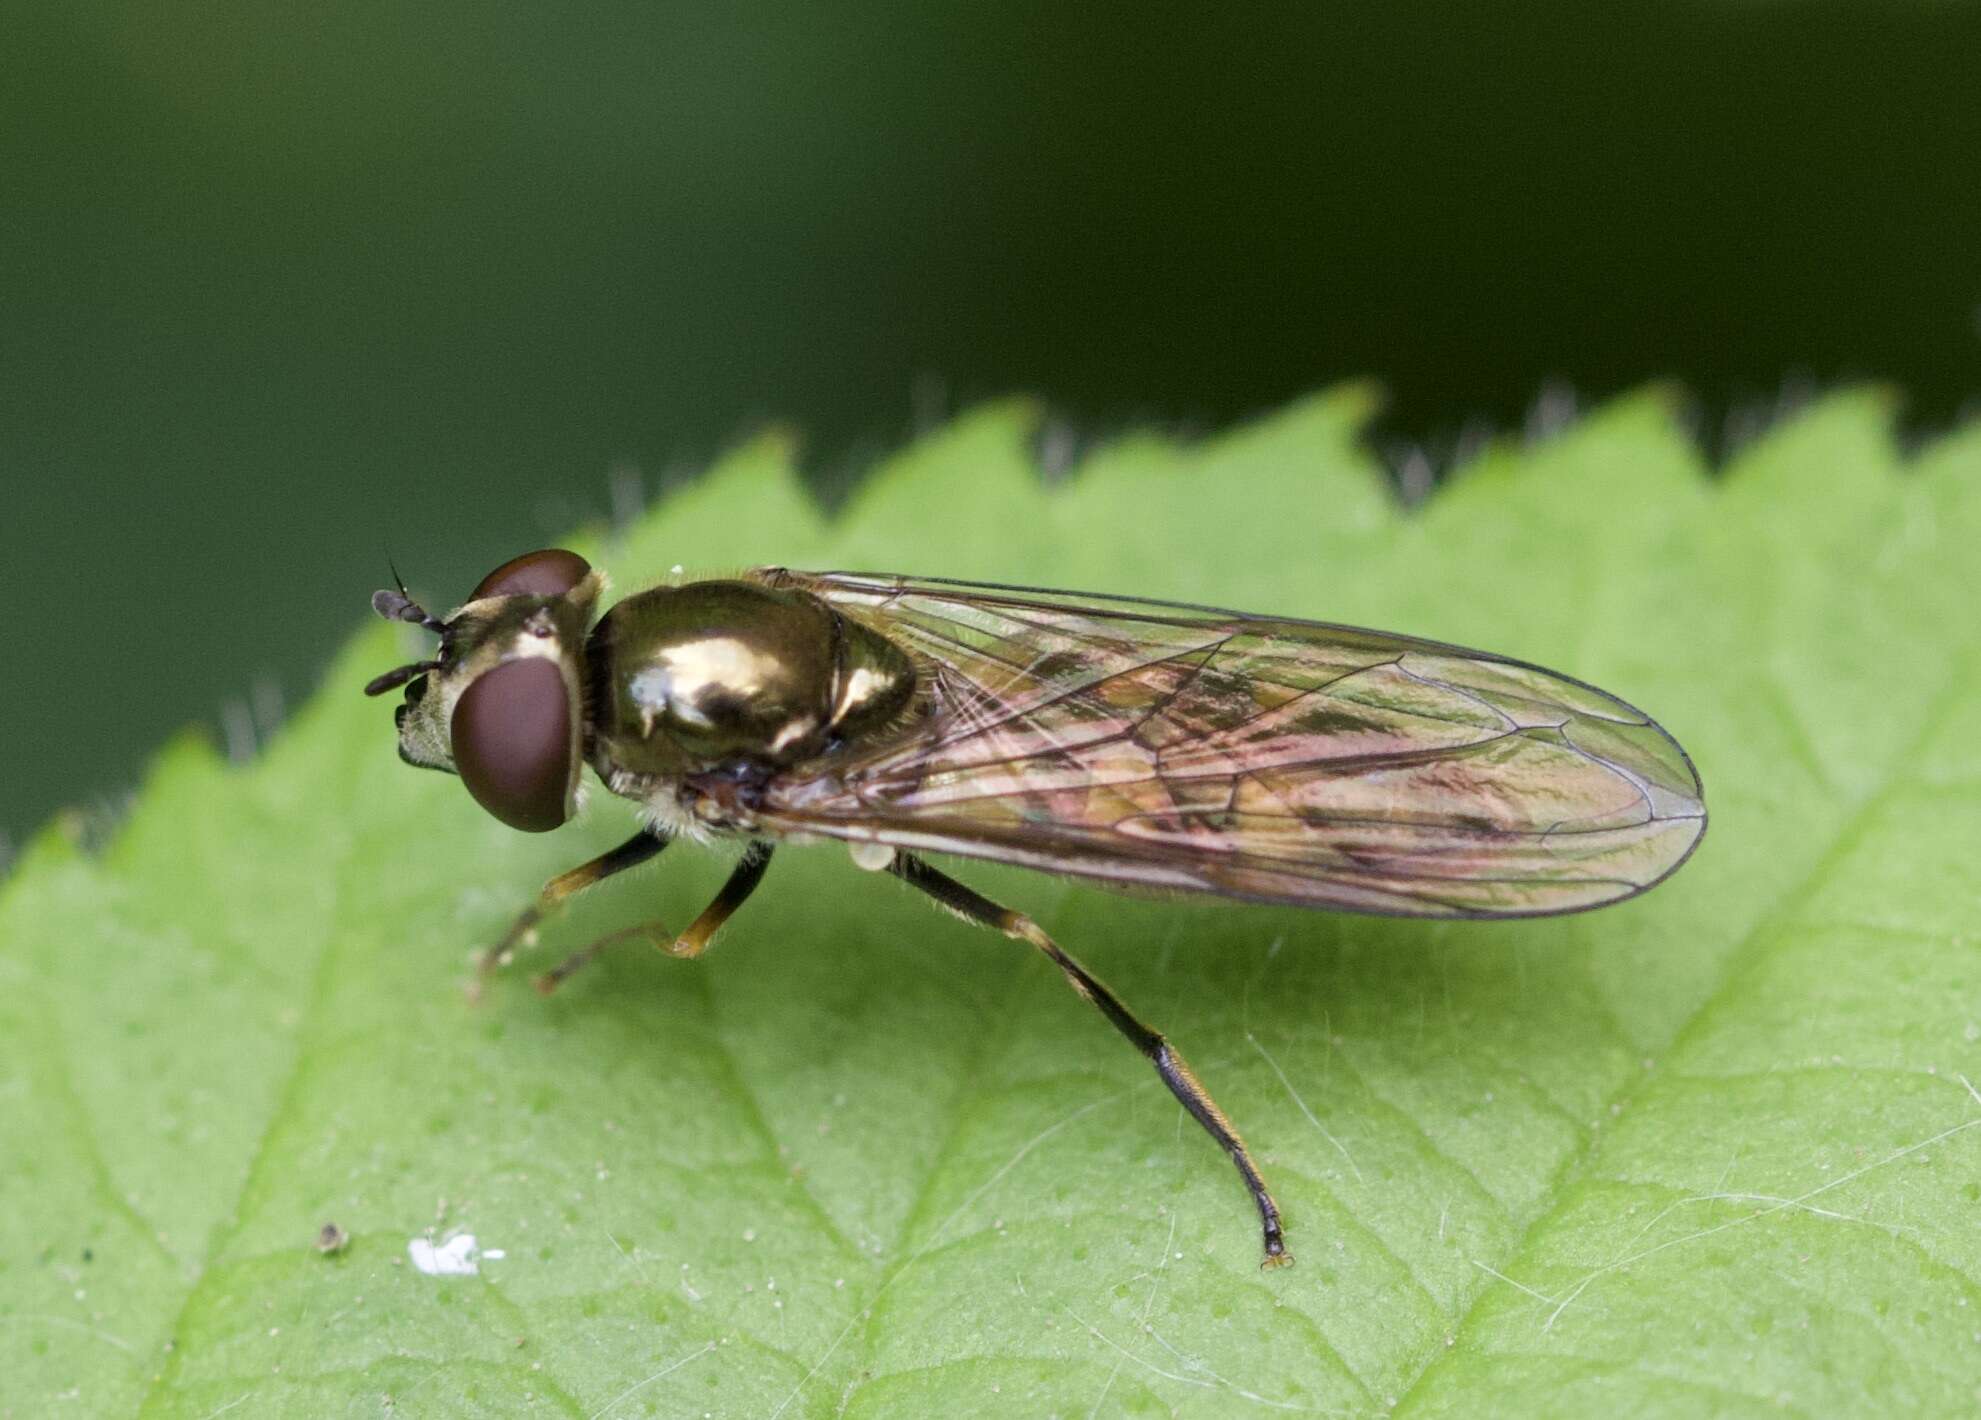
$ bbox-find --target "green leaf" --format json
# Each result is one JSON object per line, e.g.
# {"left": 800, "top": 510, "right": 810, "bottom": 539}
{"left": 5, "top": 388, "right": 1979, "bottom": 1418}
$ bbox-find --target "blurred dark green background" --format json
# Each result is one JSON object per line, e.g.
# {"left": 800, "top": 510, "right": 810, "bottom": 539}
{"left": 6, "top": 3, "right": 1979, "bottom": 850}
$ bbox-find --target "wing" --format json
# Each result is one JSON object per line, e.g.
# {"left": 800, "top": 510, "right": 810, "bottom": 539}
{"left": 752, "top": 570, "right": 1706, "bottom": 919}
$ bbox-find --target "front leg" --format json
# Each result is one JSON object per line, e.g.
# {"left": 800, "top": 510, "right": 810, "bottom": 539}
{"left": 472, "top": 829, "right": 670, "bottom": 999}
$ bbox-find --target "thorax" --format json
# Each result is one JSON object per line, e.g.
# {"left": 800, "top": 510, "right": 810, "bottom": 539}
{"left": 586, "top": 579, "right": 917, "bottom": 831}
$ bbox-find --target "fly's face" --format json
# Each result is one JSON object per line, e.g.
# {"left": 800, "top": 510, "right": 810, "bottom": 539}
{"left": 366, "top": 549, "right": 602, "bottom": 832}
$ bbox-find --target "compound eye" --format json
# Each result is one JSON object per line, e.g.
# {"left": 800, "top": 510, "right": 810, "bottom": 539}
{"left": 450, "top": 657, "right": 577, "bottom": 832}
{"left": 472, "top": 548, "right": 592, "bottom": 601}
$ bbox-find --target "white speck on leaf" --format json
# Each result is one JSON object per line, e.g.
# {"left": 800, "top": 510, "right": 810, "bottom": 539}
{"left": 408, "top": 1232, "right": 484, "bottom": 1276}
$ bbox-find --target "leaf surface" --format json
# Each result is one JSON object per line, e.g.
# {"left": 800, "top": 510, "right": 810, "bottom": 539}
{"left": 4, "top": 390, "right": 1978, "bottom": 1417}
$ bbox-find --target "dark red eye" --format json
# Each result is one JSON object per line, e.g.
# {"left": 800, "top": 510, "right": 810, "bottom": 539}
{"left": 450, "top": 657, "right": 576, "bottom": 832}
{"left": 472, "top": 548, "right": 592, "bottom": 601}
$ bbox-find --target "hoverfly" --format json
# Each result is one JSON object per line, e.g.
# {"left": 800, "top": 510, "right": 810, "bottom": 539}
{"left": 367, "top": 549, "right": 1706, "bottom": 1267}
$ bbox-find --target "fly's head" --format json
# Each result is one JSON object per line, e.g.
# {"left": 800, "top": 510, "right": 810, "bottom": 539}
{"left": 366, "top": 548, "right": 603, "bottom": 832}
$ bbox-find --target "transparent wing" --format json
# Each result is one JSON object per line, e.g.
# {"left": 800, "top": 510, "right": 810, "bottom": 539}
{"left": 753, "top": 570, "right": 1706, "bottom": 919}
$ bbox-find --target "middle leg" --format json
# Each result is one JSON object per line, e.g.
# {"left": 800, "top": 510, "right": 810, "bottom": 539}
{"left": 535, "top": 841, "right": 776, "bottom": 994}
{"left": 473, "top": 829, "right": 670, "bottom": 998}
